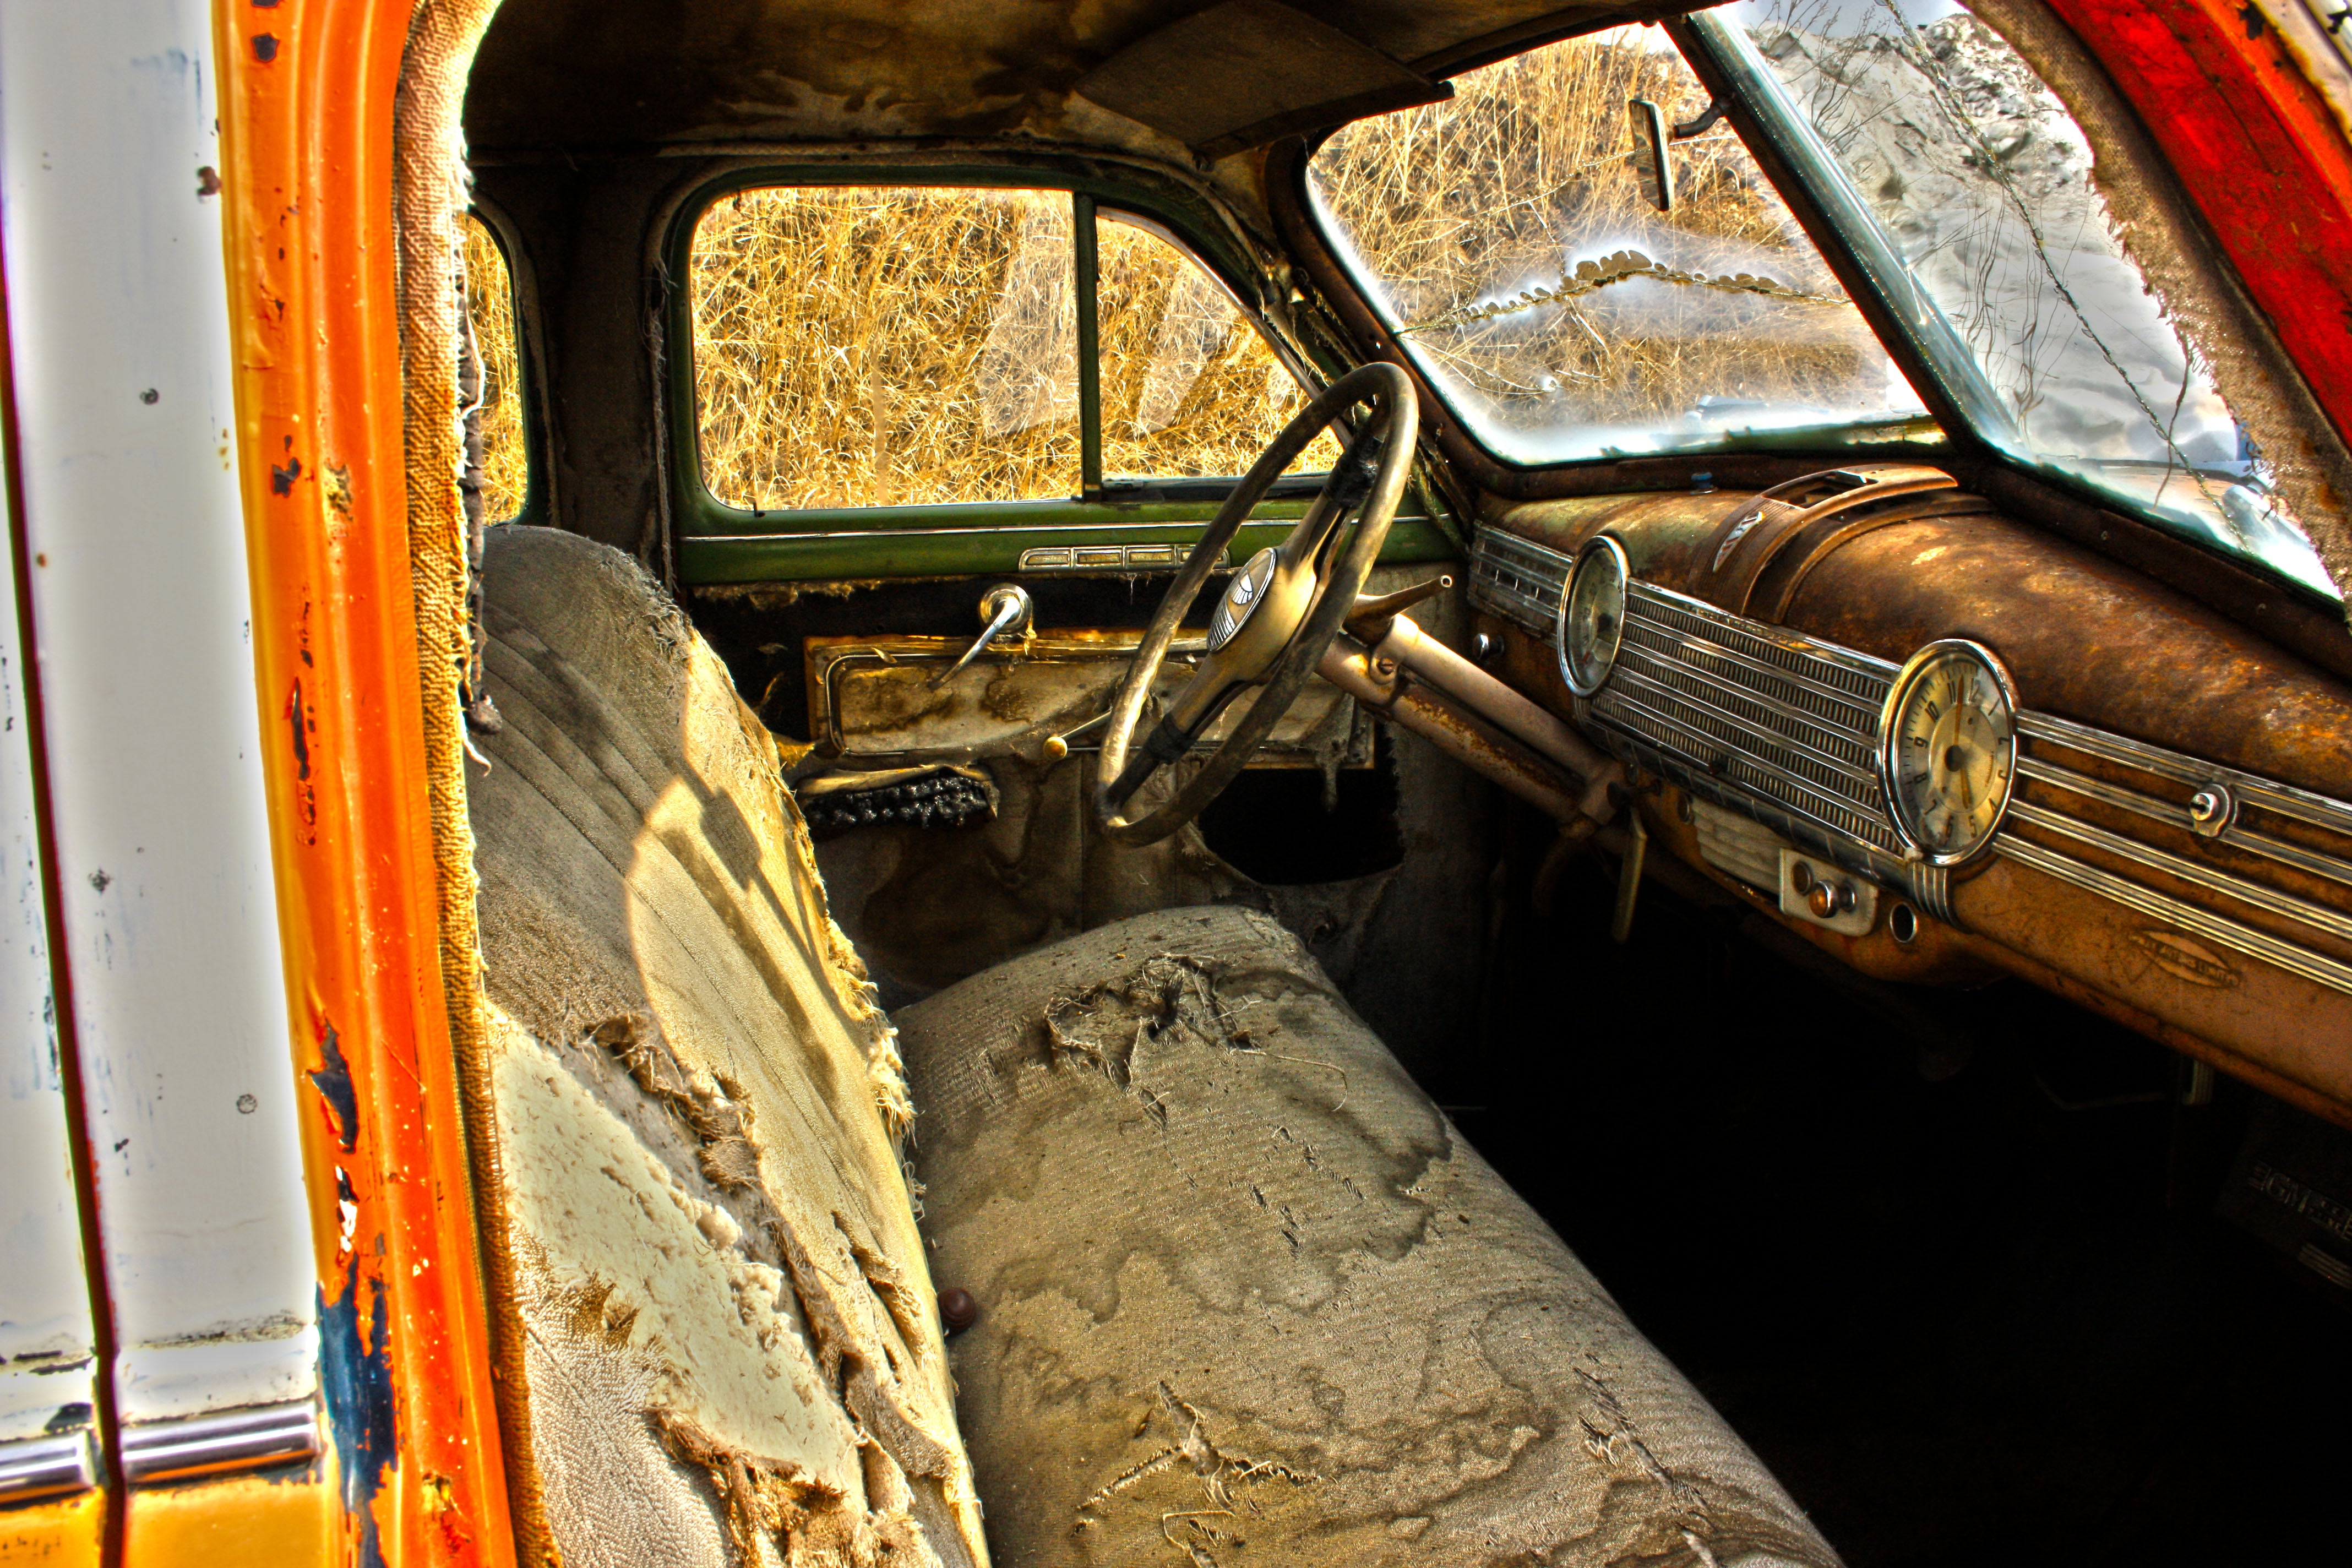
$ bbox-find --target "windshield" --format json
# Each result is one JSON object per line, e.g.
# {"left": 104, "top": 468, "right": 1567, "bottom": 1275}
{"left": 1305, "top": 22, "right": 1936, "bottom": 466}
{"left": 1696, "top": 0, "right": 2337, "bottom": 599}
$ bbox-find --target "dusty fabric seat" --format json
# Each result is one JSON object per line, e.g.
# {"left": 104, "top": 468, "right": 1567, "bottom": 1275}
{"left": 896, "top": 907, "right": 1839, "bottom": 1567}
{"left": 469, "top": 526, "right": 987, "bottom": 1568}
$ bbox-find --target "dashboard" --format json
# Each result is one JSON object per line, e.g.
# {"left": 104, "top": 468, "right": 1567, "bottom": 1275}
{"left": 1466, "top": 465, "right": 2352, "bottom": 1122}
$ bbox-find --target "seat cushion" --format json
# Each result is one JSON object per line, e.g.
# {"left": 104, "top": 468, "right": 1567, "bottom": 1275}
{"left": 470, "top": 525, "right": 986, "bottom": 1568}
{"left": 896, "top": 906, "right": 1838, "bottom": 1567}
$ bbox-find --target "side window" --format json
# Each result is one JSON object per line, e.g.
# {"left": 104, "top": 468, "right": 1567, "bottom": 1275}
{"left": 686, "top": 184, "right": 1333, "bottom": 515}
{"left": 1096, "top": 215, "right": 1342, "bottom": 479}
{"left": 1307, "top": 24, "right": 1929, "bottom": 465}
{"left": 691, "top": 187, "right": 1079, "bottom": 511}
{"left": 461, "top": 212, "right": 529, "bottom": 520}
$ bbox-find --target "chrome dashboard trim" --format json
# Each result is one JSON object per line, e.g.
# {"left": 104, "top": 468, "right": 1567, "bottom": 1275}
{"left": 1994, "top": 835, "right": 2352, "bottom": 996}
{"left": 1468, "top": 527, "right": 1569, "bottom": 638}
{"left": 1473, "top": 524, "right": 2352, "bottom": 978}
{"left": 0, "top": 1428, "right": 97, "bottom": 1503}
{"left": 2019, "top": 715, "right": 2352, "bottom": 894}
{"left": 119, "top": 1397, "right": 322, "bottom": 1485}
{"left": 2005, "top": 799, "right": 2352, "bottom": 945}
{"left": 1625, "top": 579, "right": 1901, "bottom": 688}
{"left": 1592, "top": 579, "right": 1902, "bottom": 856}
{"left": 1908, "top": 862, "right": 1955, "bottom": 924}
{"left": 1018, "top": 542, "right": 1184, "bottom": 572}
{"left": 2019, "top": 711, "right": 2352, "bottom": 840}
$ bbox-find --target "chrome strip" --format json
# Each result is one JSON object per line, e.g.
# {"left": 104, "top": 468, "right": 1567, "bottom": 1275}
{"left": 2227, "top": 824, "right": 2352, "bottom": 895}
{"left": 1615, "top": 641, "right": 1880, "bottom": 778}
{"left": 1908, "top": 862, "right": 1954, "bottom": 924}
{"left": 120, "top": 1398, "right": 320, "bottom": 1486}
{"left": 2007, "top": 799, "right": 2352, "bottom": 945}
{"left": 1630, "top": 580, "right": 1901, "bottom": 686}
{"left": 1467, "top": 528, "right": 1569, "bottom": 637}
{"left": 2017, "top": 752, "right": 2192, "bottom": 830}
{"left": 0, "top": 1428, "right": 97, "bottom": 1503}
{"left": 1609, "top": 664, "right": 1880, "bottom": 793}
{"left": 1995, "top": 834, "right": 2352, "bottom": 995}
{"left": 1596, "top": 684, "right": 1899, "bottom": 848}
{"left": 1017, "top": 542, "right": 1184, "bottom": 572}
{"left": 2020, "top": 710, "right": 2352, "bottom": 840}
{"left": 2018, "top": 726, "right": 2352, "bottom": 894}
{"left": 1622, "top": 617, "right": 1888, "bottom": 728}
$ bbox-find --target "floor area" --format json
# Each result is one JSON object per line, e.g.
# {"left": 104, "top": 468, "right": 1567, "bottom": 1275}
{"left": 1462, "top": 846, "right": 2352, "bottom": 1568}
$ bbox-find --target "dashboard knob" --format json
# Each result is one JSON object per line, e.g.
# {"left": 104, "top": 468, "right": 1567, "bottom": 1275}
{"left": 2187, "top": 785, "right": 2234, "bottom": 837}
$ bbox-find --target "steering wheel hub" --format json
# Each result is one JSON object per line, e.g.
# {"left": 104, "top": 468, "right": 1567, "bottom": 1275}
{"left": 1093, "top": 362, "right": 1421, "bottom": 845}
{"left": 1208, "top": 546, "right": 1280, "bottom": 653}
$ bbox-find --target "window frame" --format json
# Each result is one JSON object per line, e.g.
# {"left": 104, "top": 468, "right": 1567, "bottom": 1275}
{"left": 661, "top": 160, "right": 1460, "bottom": 585}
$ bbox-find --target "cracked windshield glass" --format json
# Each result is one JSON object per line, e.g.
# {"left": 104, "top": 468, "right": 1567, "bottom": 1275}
{"left": 1308, "top": 20, "right": 1935, "bottom": 467}
{"left": 1709, "top": 0, "right": 2333, "bottom": 597}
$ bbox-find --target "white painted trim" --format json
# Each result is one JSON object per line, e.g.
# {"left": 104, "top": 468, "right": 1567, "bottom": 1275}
{"left": 0, "top": 0, "right": 316, "bottom": 1424}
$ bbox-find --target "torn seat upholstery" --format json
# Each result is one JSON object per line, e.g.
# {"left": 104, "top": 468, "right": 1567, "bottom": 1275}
{"left": 467, "top": 525, "right": 986, "bottom": 1568}
{"left": 896, "top": 908, "right": 1839, "bottom": 1567}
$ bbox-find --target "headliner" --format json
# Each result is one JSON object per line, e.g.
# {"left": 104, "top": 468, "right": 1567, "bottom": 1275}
{"left": 463, "top": 0, "right": 1680, "bottom": 155}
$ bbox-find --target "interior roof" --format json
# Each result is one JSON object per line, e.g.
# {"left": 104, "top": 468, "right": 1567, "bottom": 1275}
{"left": 463, "top": 0, "right": 1674, "bottom": 154}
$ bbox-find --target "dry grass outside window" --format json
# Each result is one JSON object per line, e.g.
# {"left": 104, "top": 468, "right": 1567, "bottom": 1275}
{"left": 1311, "top": 26, "right": 1911, "bottom": 457}
{"left": 462, "top": 213, "right": 529, "bottom": 520}
{"left": 1096, "top": 219, "right": 1342, "bottom": 480}
{"left": 690, "top": 187, "right": 1082, "bottom": 511}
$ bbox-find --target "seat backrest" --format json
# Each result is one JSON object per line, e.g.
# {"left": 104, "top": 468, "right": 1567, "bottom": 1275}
{"left": 467, "top": 525, "right": 984, "bottom": 1568}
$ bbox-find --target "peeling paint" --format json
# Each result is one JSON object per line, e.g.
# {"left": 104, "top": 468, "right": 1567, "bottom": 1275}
{"left": 319, "top": 1263, "right": 396, "bottom": 1568}
{"left": 308, "top": 1023, "right": 358, "bottom": 1150}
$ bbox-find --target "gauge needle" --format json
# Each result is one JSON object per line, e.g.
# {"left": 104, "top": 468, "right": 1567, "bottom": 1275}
{"left": 1933, "top": 706, "right": 1960, "bottom": 787}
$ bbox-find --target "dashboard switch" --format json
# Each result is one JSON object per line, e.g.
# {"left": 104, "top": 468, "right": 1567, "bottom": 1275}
{"left": 1780, "top": 849, "right": 1876, "bottom": 936}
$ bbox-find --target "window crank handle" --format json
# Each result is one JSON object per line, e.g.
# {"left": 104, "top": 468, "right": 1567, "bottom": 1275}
{"left": 932, "top": 584, "right": 1033, "bottom": 689}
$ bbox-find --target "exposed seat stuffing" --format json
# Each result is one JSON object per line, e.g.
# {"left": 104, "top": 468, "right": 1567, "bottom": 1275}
{"left": 467, "top": 525, "right": 986, "bottom": 1568}
{"left": 896, "top": 907, "right": 1839, "bottom": 1567}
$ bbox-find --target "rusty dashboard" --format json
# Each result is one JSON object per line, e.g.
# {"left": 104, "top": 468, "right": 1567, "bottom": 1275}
{"left": 1468, "top": 466, "right": 2352, "bottom": 1123}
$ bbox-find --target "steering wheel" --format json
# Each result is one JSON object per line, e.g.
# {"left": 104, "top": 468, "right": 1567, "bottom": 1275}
{"left": 1095, "top": 362, "right": 1419, "bottom": 845}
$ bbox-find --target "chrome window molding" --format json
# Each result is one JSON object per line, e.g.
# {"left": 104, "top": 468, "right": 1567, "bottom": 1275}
{"left": 0, "top": 1428, "right": 97, "bottom": 1504}
{"left": 119, "top": 1397, "right": 321, "bottom": 1486}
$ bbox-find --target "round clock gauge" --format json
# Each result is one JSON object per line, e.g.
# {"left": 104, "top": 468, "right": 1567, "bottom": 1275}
{"left": 1557, "top": 535, "right": 1629, "bottom": 697}
{"left": 1880, "top": 639, "right": 2019, "bottom": 864}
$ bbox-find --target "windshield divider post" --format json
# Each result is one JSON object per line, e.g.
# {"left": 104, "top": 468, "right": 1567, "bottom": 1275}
{"left": 1075, "top": 190, "right": 1103, "bottom": 502}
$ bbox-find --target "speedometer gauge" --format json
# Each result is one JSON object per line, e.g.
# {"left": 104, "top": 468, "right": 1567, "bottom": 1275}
{"left": 1557, "top": 535, "right": 1629, "bottom": 696}
{"left": 1880, "top": 639, "right": 2018, "bottom": 865}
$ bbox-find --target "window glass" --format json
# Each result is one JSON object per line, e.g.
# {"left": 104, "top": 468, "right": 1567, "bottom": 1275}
{"left": 461, "top": 213, "right": 527, "bottom": 521}
{"left": 1096, "top": 215, "right": 1343, "bottom": 479}
{"left": 1307, "top": 23, "right": 1931, "bottom": 466}
{"left": 690, "top": 187, "right": 1080, "bottom": 510}
{"left": 1712, "top": 0, "right": 2334, "bottom": 597}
